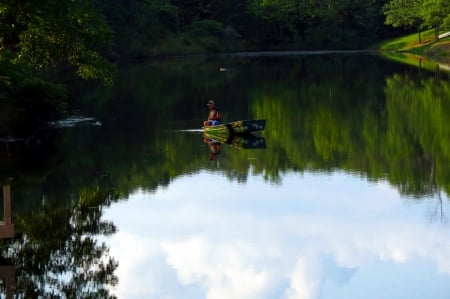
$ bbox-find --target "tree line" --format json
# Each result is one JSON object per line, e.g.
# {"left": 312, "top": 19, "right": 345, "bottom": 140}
{"left": 3, "top": 0, "right": 448, "bottom": 83}
{"left": 0, "top": 0, "right": 449, "bottom": 133}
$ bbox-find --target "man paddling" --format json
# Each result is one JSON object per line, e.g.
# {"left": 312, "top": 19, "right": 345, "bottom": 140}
{"left": 203, "top": 100, "right": 221, "bottom": 126}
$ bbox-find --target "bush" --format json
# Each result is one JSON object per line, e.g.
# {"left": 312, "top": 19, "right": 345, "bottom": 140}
{"left": 184, "top": 20, "right": 225, "bottom": 51}
{"left": 189, "top": 19, "right": 225, "bottom": 38}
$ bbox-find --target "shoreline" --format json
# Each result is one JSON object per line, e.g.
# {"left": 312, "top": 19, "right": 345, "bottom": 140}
{"left": 378, "top": 30, "right": 450, "bottom": 71}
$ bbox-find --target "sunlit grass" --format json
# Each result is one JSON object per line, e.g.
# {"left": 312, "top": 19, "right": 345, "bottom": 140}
{"left": 379, "top": 29, "right": 435, "bottom": 51}
{"left": 379, "top": 29, "right": 450, "bottom": 67}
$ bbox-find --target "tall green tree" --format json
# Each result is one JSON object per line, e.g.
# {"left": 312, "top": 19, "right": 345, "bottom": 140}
{"left": 383, "top": 0, "right": 423, "bottom": 42}
{"left": 248, "top": 0, "right": 296, "bottom": 42}
{"left": 420, "top": 0, "right": 450, "bottom": 40}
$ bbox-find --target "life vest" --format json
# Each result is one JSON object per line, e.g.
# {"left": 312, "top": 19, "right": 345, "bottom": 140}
{"left": 208, "top": 107, "right": 221, "bottom": 121}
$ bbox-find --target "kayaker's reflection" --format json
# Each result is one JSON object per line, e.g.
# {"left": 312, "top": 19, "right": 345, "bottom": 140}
{"left": 203, "top": 137, "right": 221, "bottom": 160}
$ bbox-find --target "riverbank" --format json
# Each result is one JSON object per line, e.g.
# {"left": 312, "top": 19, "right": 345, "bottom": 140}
{"left": 379, "top": 30, "right": 450, "bottom": 65}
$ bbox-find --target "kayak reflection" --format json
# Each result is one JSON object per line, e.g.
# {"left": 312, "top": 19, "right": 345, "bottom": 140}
{"left": 203, "top": 132, "right": 266, "bottom": 160}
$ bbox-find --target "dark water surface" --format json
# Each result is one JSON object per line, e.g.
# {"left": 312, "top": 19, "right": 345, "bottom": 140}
{"left": 1, "top": 52, "right": 450, "bottom": 298}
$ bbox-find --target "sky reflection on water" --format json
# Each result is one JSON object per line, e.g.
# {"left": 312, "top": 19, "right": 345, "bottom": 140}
{"left": 102, "top": 171, "right": 450, "bottom": 299}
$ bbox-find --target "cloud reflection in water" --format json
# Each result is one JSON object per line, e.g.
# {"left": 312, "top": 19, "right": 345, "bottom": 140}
{"left": 102, "top": 171, "right": 450, "bottom": 299}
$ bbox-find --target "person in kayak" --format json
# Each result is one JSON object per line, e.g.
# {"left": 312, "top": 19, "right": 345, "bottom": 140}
{"left": 203, "top": 100, "right": 221, "bottom": 126}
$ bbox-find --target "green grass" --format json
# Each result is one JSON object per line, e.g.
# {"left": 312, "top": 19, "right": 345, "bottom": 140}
{"left": 379, "top": 29, "right": 450, "bottom": 67}
{"left": 379, "top": 29, "right": 436, "bottom": 51}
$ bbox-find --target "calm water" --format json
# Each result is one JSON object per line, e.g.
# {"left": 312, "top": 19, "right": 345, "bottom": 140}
{"left": 1, "top": 52, "right": 450, "bottom": 298}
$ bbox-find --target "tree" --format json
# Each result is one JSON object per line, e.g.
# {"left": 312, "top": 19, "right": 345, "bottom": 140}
{"left": 97, "top": 0, "right": 178, "bottom": 56}
{"left": 248, "top": 0, "right": 387, "bottom": 48}
{"left": 0, "top": 0, "right": 115, "bottom": 84}
{"left": 384, "top": 0, "right": 423, "bottom": 42}
{"left": 248, "top": 0, "right": 310, "bottom": 45}
{"left": 421, "top": 0, "right": 450, "bottom": 40}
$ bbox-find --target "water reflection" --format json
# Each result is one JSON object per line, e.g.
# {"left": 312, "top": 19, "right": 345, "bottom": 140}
{"left": 2, "top": 53, "right": 449, "bottom": 198}
{"left": 203, "top": 135, "right": 222, "bottom": 161}
{"left": 0, "top": 263, "right": 14, "bottom": 299}
{"left": 1, "top": 52, "right": 449, "bottom": 297}
{"left": 381, "top": 51, "right": 450, "bottom": 77}
{"left": 0, "top": 183, "right": 118, "bottom": 298}
{"left": 204, "top": 133, "right": 266, "bottom": 150}
{"left": 0, "top": 185, "right": 15, "bottom": 299}
{"left": 203, "top": 133, "right": 266, "bottom": 160}
{"left": 103, "top": 172, "right": 450, "bottom": 299}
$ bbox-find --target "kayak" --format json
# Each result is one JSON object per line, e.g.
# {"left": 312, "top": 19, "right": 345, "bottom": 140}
{"left": 203, "top": 119, "right": 266, "bottom": 135}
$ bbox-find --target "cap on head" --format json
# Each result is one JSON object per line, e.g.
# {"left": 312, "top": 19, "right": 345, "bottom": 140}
{"left": 207, "top": 100, "right": 215, "bottom": 106}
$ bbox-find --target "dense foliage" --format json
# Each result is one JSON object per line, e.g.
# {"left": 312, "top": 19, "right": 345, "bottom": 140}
{"left": 384, "top": 0, "right": 450, "bottom": 42}
{"left": 0, "top": 1, "right": 409, "bottom": 66}
{"left": 0, "top": 0, "right": 115, "bottom": 83}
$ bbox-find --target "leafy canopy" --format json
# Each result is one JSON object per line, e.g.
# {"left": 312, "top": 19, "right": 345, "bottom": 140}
{"left": 0, "top": 0, "right": 115, "bottom": 84}
{"left": 384, "top": 0, "right": 450, "bottom": 39}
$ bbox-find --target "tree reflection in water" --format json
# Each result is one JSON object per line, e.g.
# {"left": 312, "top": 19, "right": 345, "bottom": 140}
{"left": 0, "top": 183, "right": 119, "bottom": 298}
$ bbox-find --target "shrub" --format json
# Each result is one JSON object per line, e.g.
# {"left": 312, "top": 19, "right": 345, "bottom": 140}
{"left": 189, "top": 19, "right": 225, "bottom": 38}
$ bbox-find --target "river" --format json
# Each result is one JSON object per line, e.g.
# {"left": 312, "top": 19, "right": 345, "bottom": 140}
{"left": 1, "top": 51, "right": 449, "bottom": 298}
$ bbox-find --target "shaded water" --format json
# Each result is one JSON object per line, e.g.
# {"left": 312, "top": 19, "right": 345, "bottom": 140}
{"left": 0, "top": 52, "right": 450, "bottom": 298}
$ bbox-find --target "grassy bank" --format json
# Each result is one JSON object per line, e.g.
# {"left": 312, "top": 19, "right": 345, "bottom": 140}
{"left": 379, "top": 30, "right": 450, "bottom": 66}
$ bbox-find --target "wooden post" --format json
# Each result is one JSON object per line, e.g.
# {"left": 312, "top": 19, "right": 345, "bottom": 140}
{"left": 0, "top": 186, "right": 14, "bottom": 238}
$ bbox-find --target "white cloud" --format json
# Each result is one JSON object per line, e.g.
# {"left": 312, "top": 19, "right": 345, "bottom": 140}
{"left": 162, "top": 237, "right": 272, "bottom": 299}
{"left": 285, "top": 256, "right": 322, "bottom": 299}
